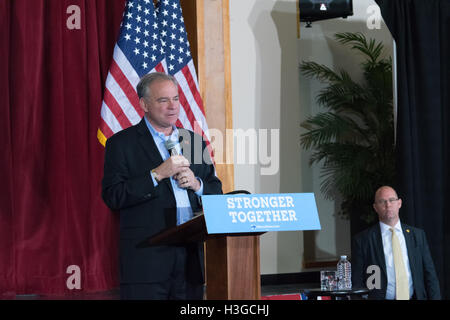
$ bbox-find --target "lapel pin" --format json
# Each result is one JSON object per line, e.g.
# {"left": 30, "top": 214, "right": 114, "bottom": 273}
{"left": 406, "top": 229, "right": 410, "bottom": 233}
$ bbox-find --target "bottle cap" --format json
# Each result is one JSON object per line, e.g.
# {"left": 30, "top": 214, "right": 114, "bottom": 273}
{"left": 340, "top": 255, "right": 347, "bottom": 259}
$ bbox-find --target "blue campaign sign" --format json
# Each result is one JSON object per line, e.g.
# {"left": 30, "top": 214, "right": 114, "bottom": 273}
{"left": 201, "top": 193, "right": 321, "bottom": 234}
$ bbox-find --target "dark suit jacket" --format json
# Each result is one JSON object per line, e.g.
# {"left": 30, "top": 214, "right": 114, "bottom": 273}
{"left": 351, "top": 223, "right": 441, "bottom": 300}
{"left": 102, "top": 118, "right": 222, "bottom": 285}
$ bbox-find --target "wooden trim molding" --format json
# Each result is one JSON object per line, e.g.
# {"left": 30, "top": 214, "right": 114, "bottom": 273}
{"left": 222, "top": 0, "right": 233, "bottom": 134}
{"left": 195, "top": 0, "right": 234, "bottom": 193}
{"left": 195, "top": 0, "right": 205, "bottom": 101}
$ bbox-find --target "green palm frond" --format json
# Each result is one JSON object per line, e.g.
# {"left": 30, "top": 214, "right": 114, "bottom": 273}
{"left": 335, "top": 32, "right": 385, "bottom": 64}
{"left": 300, "top": 61, "right": 341, "bottom": 83}
{"left": 300, "top": 113, "right": 370, "bottom": 150}
{"left": 312, "top": 143, "right": 377, "bottom": 201}
{"left": 316, "top": 80, "right": 367, "bottom": 111}
{"left": 299, "top": 32, "right": 394, "bottom": 223}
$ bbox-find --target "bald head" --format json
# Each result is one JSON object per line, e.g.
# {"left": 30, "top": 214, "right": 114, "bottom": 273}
{"left": 373, "top": 186, "right": 402, "bottom": 227}
{"left": 374, "top": 186, "right": 398, "bottom": 202}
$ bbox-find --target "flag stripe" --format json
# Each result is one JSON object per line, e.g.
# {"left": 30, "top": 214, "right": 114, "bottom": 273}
{"left": 182, "top": 62, "right": 205, "bottom": 115}
{"left": 186, "top": 59, "right": 201, "bottom": 91}
{"left": 177, "top": 84, "right": 198, "bottom": 132}
{"left": 112, "top": 45, "right": 141, "bottom": 89}
{"left": 99, "top": 119, "right": 114, "bottom": 141}
{"left": 155, "top": 62, "right": 165, "bottom": 73}
{"left": 103, "top": 88, "right": 133, "bottom": 130}
{"left": 104, "top": 76, "right": 140, "bottom": 125}
{"left": 175, "top": 69, "right": 210, "bottom": 140}
{"left": 177, "top": 85, "right": 211, "bottom": 155}
{"left": 100, "top": 100, "right": 123, "bottom": 134}
{"left": 177, "top": 105, "right": 193, "bottom": 131}
{"left": 109, "top": 59, "right": 143, "bottom": 118}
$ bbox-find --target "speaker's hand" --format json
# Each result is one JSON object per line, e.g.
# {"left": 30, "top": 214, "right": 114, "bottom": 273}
{"left": 153, "top": 155, "right": 190, "bottom": 181}
{"left": 174, "top": 168, "right": 201, "bottom": 191}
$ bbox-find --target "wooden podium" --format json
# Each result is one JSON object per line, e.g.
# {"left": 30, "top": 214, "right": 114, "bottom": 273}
{"left": 139, "top": 213, "right": 264, "bottom": 300}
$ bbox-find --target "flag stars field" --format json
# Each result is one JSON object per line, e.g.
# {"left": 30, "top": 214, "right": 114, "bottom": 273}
{"left": 98, "top": 0, "right": 213, "bottom": 162}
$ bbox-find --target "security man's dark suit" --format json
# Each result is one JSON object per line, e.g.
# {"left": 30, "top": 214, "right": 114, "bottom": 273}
{"left": 352, "top": 223, "right": 441, "bottom": 300}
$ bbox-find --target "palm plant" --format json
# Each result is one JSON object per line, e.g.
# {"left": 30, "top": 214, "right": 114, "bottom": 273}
{"left": 300, "top": 32, "right": 395, "bottom": 226}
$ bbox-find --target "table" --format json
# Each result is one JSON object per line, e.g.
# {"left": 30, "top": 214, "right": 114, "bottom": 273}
{"left": 301, "top": 288, "right": 370, "bottom": 300}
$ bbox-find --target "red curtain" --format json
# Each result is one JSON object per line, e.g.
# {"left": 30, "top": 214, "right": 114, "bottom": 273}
{"left": 0, "top": 0, "right": 126, "bottom": 296}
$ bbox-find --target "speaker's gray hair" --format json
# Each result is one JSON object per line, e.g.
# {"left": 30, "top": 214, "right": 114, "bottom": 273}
{"left": 136, "top": 72, "right": 178, "bottom": 99}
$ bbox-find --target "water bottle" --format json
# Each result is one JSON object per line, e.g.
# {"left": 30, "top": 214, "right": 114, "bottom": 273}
{"left": 337, "top": 255, "right": 352, "bottom": 290}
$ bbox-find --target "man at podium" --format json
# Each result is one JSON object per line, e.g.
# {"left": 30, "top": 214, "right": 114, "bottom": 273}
{"left": 102, "top": 72, "right": 222, "bottom": 300}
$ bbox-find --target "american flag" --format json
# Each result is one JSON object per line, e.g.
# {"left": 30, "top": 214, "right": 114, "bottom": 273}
{"left": 98, "top": 0, "right": 211, "bottom": 151}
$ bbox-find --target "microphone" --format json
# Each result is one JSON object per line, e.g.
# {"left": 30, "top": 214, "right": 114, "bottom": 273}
{"left": 165, "top": 136, "right": 183, "bottom": 156}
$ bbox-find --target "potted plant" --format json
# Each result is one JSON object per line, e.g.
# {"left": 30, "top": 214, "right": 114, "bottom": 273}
{"left": 299, "top": 32, "right": 395, "bottom": 235}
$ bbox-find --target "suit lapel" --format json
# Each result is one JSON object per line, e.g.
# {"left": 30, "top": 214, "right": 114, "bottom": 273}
{"left": 136, "top": 118, "right": 175, "bottom": 194}
{"left": 136, "top": 118, "right": 163, "bottom": 165}
{"left": 372, "top": 224, "right": 388, "bottom": 278}
{"left": 402, "top": 224, "right": 416, "bottom": 277}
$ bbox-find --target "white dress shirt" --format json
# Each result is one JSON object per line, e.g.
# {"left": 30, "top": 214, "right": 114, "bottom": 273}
{"left": 144, "top": 117, "right": 203, "bottom": 225}
{"left": 379, "top": 221, "right": 414, "bottom": 299}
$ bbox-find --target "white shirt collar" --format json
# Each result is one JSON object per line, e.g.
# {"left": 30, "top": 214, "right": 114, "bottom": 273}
{"left": 379, "top": 220, "right": 402, "bottom": 234}
{"left": 144, "top": 116, "right": 178, "bottom": 142}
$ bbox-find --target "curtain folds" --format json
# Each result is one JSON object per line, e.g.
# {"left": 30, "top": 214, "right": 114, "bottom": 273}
{"left": 0, "top": 0, "right": 126, "bottom": 295}
{"left": 376, "top": 0, "right": 450, "bottom": 299}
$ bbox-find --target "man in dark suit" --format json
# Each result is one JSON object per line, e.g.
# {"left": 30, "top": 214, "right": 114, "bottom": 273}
{"left": 102, "top": 72, "right": 222, "bottom": 300}
{"left": 352, "top": 186, "right": 441, "bottom": 300}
